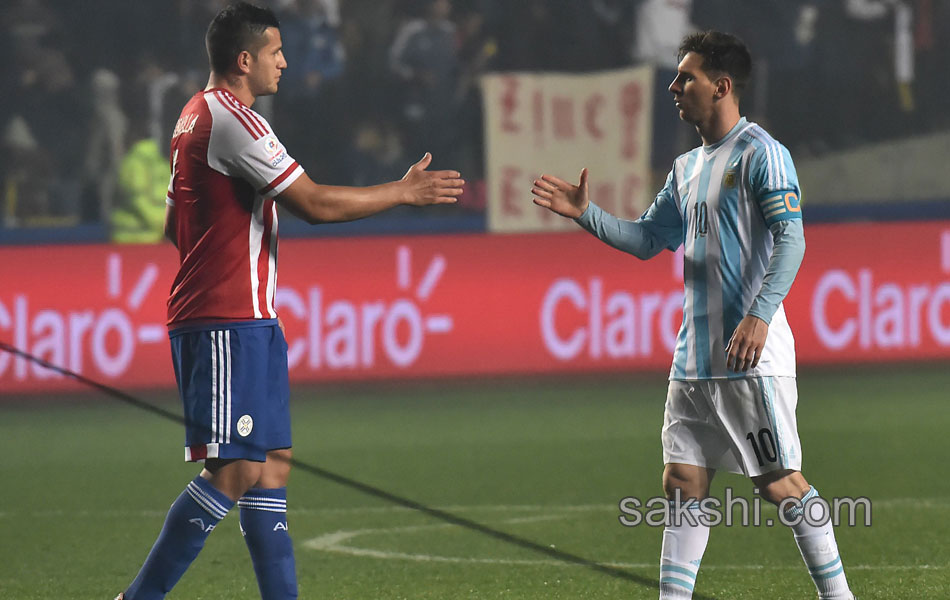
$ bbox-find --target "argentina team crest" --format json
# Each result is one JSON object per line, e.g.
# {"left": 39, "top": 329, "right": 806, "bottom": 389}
{"left": 723, "top": 168, "right": 738, "bottom": 189}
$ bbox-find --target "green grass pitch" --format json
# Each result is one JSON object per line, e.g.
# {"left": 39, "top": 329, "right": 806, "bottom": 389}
{"left": 1, "top": 365, "right": 948, "bottom": 599}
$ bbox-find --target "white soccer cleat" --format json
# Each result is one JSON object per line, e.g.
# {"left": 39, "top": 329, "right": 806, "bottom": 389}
{"left": 113, "top": 594, "right": 125, "bottom": 600}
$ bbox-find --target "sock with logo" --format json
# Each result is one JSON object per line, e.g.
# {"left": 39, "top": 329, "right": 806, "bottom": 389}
{"left": 784, "top": 486, "right": 853, "bottom": 600}
{"left": 239, "top": 487, "right": 298, "bottom": 599}
{"left": 124, "top": 476, "right": 234, "bottom": 600}
{"left": 659, "top": 501, "right": 709, "bottom": 600}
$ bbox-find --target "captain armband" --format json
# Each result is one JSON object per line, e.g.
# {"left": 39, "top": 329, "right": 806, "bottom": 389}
{"left": 758, "top": 191, "right": 802, "bottom": 225}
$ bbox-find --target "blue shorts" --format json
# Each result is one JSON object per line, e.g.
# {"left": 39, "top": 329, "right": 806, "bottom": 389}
{"left": 169, "top": 319, "right": 291, "bottom": 462}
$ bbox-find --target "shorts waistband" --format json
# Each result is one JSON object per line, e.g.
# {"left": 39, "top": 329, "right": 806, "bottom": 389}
{"left": 168, "top": 318, "right": 279, "bottom": 338}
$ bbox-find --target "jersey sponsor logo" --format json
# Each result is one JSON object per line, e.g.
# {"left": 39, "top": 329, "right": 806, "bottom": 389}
{"left": 172, "top": 113, "right": 199, "bottom": 138}
{"left": 274, "top": 521, "right": 289, "bottom": 531}
{"left": 237, "top": 414, "right": 254, "bottom": 437}
{"left": 270, "top": 151, "right": 287, "bottom": 168}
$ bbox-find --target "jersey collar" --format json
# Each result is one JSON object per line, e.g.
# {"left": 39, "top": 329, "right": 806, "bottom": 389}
{"left": 702, "top": 117, "right": 748, "bottom": 155}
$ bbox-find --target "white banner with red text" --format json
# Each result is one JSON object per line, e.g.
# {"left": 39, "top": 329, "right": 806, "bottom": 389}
{"left": 481, "top": 67, "right": 654, "bottom": 232}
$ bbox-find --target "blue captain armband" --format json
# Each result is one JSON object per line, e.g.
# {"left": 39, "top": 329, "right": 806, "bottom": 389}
{"left": 759, "top": 190, "right": 802, "bottom": 226}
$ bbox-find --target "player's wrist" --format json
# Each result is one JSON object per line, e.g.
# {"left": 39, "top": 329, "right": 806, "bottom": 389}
{"left": 390, "top": 179, "right": 413, "bottom": 206}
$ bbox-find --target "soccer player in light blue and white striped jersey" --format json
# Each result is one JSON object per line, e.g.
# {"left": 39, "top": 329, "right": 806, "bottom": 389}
{"left": 532, "top": 31, "right": 855, "bottom": 600}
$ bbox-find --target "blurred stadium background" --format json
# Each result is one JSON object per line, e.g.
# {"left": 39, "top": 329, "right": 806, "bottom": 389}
{"left": 1, "top": 0, "right": 949, "bottom": 598}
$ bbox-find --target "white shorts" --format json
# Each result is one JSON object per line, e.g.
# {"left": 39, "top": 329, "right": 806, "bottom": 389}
{"left": 662, "top": 377, "right": 802, "bottom": 477}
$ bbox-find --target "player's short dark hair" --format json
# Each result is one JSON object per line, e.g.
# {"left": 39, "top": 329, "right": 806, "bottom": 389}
{"left": 678, "top": 31, "right": 752, "bottom": 97}
{"left": 205, "top": 2, "right": 280, "bottom": 75}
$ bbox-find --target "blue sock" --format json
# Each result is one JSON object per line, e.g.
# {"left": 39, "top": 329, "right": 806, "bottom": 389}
{"left": 125, "top": 476, "right": 234, "bottom": 600}
{"left": 239, "top": 487, "right": 298, "bottom": 600}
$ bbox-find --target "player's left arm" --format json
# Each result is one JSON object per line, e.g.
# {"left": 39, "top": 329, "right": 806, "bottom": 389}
{"left": 726, "top": 144, "right": 804, "bottom": 372}
{"left": 276, "top": 153, "right": 463, "bottom": 224}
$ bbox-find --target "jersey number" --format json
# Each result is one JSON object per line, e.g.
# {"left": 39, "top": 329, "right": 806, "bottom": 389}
{"left": 691, "top": 201, "right": 708, "bottom": 238}
{"left": 746, "top": 428, "right": 778, "bottom": 467}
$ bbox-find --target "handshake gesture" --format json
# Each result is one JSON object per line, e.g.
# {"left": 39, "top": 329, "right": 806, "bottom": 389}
{"left": 531, "top": 167, "right": 590, "bottom": 219}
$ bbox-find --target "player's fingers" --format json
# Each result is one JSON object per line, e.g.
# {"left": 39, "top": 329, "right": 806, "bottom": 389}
{"left": 725, "top": 337, "right": 738, "bottom": 369}
{"left": 749, "top": 345, "right": 763, "bottom": 368}
{"left": 436, "top": 185, "right": 464, "bottom": 196}
{"left": 533, "top": 197, "right": 552, "bottom": 209}
{"left": 740, "top": 343, "right": 759, "bottom": 371}
{"left": 430, "top": 170, "right": 462, "bottom": 180}
{"left": 433, "top": 196, "right": 459, "bottom": 204}
{"left": 534, "top": 178, "right": 559, "bottom": 193}
{"left": 728, "top": 338, "right": 750, "bottom": 371}
{"left": 532, "top": 187, "right": 553, "bottom": 199}
{"left": 540, "top": 174, "right": 572, "bottom": 189}
{"left": 730, "top": 351, "right": 743, "bottom": 372}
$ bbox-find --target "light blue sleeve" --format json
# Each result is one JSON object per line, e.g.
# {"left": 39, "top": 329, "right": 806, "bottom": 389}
{"left": 747, "top": 219, "right": 805, "bottom": 324}
{"left": 747, "top": 141, "right": 803, "bottom": 226}
{"left": 574, "top": 170, "right": 683, "bottom": 260}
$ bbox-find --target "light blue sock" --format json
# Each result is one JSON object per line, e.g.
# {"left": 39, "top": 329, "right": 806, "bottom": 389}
{"left": 125, "top": 476, "right": 234, "bottom": 600}
{"left": 660, "top": 500, "right": 708, "bottom": 599}
{"left": 239, "top": 487, "right": 298, "bottom": 600}
{"left": 784, "top": 486, "right": 853, "bottom": 600}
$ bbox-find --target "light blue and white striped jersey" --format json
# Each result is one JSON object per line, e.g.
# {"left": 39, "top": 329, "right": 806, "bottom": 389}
{"left": 577, "top": 117, "right": 804, "bottom": 380}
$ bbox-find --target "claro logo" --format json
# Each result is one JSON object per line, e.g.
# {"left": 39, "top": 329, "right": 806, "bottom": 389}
{"left": 276, "top": 246, "right": 453, "bottom": 370}
{"left": 0, "top": 254, "right": 165, "bottom": 380}
{"left": 540, "top": 277, "right": 682, "bottom": 361}
{"left": 812, "top": 268, "right": 950, "bottom": 350}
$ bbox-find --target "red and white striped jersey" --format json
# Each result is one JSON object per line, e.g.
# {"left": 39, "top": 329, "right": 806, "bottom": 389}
{"left": 165, "top": 88, "right": 304, "bottom": 325}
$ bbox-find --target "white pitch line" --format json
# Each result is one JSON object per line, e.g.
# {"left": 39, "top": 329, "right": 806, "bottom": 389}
{"left": 301, "top": 511, "right": 949, "bottom": 572}
{"left": 303, "top": 524, "right": 947, "bottom": 571}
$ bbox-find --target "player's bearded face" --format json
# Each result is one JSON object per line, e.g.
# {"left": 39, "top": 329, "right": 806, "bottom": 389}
{"left": 669, "top": 52, "right": 717, "bottom": 125}
{"left": 248, "top": 27, "right": 286, "bottom": 96}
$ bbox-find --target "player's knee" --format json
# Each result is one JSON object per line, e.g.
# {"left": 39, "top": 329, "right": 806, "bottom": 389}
{"left": 753, "top": 470, "right": 809, "bottom": 505}
{"left": 662, "top": 466, "right": 709, "bottom": 501}
{"left": 202, "top": 459, "right": 265, "bottom": 500}
{"left": 256, "top": 448, "right": 293, "bottom": 488}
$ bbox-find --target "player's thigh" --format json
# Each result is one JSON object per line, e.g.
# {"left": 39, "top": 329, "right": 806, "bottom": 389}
{"left": 711, "top": 376, "right": 802, "bottom": 477}
{"left": 662, "top": 381, "right": 735, "bottom": 472}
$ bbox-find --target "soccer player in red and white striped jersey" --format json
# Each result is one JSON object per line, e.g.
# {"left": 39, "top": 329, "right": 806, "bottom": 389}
{"left": 117, "top": 3, "right": 464, "bottom": 599}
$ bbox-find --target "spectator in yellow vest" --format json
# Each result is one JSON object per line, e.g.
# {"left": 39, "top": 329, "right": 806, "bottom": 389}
{"left": 112, "top": 131, "right": 168, "bottom": 243}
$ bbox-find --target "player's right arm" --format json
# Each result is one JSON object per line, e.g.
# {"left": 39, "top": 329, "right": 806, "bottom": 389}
{"left": 164, "top": 204, "right": 178, "bottom": 249}
{"left": 532, "top": 168, "right": 682, "bottom": 260}
{"left": 277, "top": 152, "right": 464, "bottom": 224}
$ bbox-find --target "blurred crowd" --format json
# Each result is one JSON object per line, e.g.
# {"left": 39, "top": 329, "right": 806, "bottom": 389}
{"left": 1, "top": 0, "right": 947, "bottom": 237}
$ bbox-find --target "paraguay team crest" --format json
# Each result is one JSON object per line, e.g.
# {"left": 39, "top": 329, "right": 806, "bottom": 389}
{"left": 237, "top": 415, "right": 254, "bottom": 437}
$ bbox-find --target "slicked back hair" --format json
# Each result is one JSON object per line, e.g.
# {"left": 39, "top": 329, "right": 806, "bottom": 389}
{"left": 206, "top": 2, "right": 280, "bottom": 75}
{"left": 678, "top": 31, "right": 752, "bottom": 98}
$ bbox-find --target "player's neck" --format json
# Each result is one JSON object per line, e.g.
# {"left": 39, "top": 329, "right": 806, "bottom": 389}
{"left": 206, "top": 73, "right": 256, "bottom": 107}
{"left": 697, "top": 109, "right": 741, "bottom": 147}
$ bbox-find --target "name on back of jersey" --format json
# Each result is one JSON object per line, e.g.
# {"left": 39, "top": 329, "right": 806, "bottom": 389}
{"left": 173, "top": 113, "right": 199, "bottom": 138}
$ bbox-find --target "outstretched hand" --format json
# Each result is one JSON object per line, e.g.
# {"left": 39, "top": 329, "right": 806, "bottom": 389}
{"left": 400, "top": 152, "right": 465, "bottom": 206}
{"left": 531, "top": 168, "right": 590, "bottom": 219}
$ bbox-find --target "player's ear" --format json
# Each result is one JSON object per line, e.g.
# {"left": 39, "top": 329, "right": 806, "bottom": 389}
{"left": 236, "top": 50, "right": 253, "bottom": 74}
{"left": 714, "top": 76, "right": 732, "bottom": 100}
